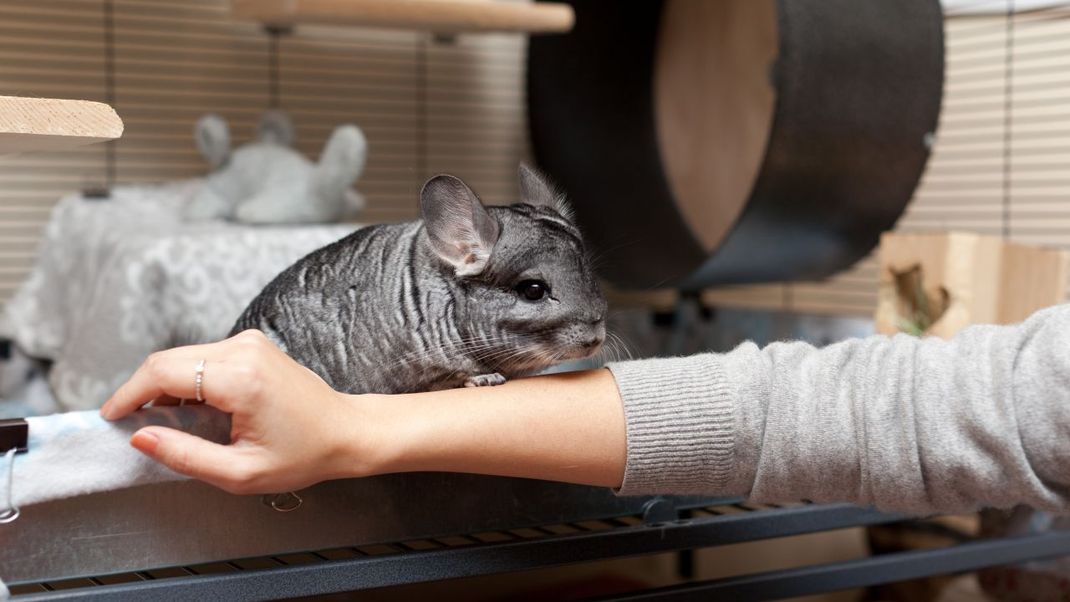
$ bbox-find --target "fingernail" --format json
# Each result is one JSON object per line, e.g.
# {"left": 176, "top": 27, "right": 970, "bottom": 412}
{"left": 130, "top": 430, "right": 160, "bottom": 454}
{"left": 99, "top": 403, "right": 112, "bottom": 420}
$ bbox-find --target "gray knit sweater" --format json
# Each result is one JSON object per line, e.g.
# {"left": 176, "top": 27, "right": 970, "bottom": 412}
{"left": 607, "top": 303, "right": 1070, "bottom": 516}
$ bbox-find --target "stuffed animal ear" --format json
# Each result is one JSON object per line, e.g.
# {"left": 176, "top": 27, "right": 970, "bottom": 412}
{"left": 195, "top": 114, "right": 231, "bottom": 169}
{"left": 518, "top": 162, "right": 574, "bottom": 222}
{"left": 257, "top": 110, "right": 295, "bottom": 146}
{"left": 311, "top": 124, "right": 367, "bottom": 202}
{"left": 421, "top": 174, "right": 500, "bottom": 277}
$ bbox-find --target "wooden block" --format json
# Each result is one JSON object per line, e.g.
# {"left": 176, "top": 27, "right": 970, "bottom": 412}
{"left": 0, "top": 96, "right": 123, "bottom": 155}
{"left": 875, "top": 231, "right": 1067, "bottom": 338}
{"left": 999, "top": 240, "right": 1069, "bottom": 324}
{"left": 231, "top": 0, "right": 575, "bottom": 34}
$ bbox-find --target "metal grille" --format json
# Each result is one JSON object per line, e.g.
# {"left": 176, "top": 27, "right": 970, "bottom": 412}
{"left": 706, "top": 0, "right": 1070, "bottom": 317}
{"left": 7, "top": 500, "right": 889, "bottom": 599}
{"left": 11, "top": 499, "right": 1070, "bottom": 601}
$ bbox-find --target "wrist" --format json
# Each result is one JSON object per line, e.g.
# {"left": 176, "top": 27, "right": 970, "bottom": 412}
{"left": 329, "top": 391, "right": 421, "bottom": 479}
{"left": 323, "top": 392, "right": 386, "bottom": 480}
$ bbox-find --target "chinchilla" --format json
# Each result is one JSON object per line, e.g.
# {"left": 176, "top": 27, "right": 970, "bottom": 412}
{"left": 231, "top": 164, "right": 607, "bottom": 394}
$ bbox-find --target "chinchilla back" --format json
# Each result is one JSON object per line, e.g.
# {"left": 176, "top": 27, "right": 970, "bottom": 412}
{"left": 231, "top": 222, "right": 465, "bottom": 394}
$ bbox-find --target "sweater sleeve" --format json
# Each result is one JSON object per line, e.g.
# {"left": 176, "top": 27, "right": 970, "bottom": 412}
{"left": 607, "top": 304, "right": 1070, "bottom": 516}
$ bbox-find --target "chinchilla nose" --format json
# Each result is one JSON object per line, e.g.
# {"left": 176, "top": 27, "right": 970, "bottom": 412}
{"left": 584, "top": 319, "right": 606, "bottom": 346}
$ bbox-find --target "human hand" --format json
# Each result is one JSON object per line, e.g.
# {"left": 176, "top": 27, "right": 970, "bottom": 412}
{"left": 100, "top": 330, "right": 377, "bottom": 494}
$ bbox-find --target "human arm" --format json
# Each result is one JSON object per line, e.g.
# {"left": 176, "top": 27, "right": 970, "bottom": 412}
{"left": 607, "top": 303, "right": 1070, "bottom": 515}
{"left": 386, "top": 301, "right": 1070, "bottom": 515}
{"left": 99, "top": 330, "right": 628, "bottom": 494}
{"left": 102, "top": 304, "right": 1070, "bottom": 515}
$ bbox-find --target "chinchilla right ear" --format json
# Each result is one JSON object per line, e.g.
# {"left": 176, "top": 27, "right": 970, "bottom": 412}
{"left": 194, "top": 114, "right": 231, "bottom": 169}
{"left": 518, "top": 162, "right": 575, "bottom": 222}
{"left": 421, "top": 174, "right": 500, "bottom": 277}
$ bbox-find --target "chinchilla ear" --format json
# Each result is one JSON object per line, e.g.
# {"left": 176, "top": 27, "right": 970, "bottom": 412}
{"left": 518, "top": 162, "right": 556, "bottom": 206}
{"left": 518, "top": 162, "right": 574, "bottom": 222}
{"left": 195, "top": 114, "right": 231, "bottom": 169}
{"left": 421, "top": 174, "right": 500, "bottom": 277}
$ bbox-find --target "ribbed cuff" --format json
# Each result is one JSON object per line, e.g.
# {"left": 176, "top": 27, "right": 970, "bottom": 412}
{"left": 606, "top": 354, "right": 735, "bottom": 496}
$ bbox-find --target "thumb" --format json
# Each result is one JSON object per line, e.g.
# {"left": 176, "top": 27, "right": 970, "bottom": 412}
{"left": 131, "top": 426, "right": 250, "bottom": 491}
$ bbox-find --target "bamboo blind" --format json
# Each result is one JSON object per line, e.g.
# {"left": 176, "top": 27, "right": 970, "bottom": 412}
{"left": 1, "top": 1, "right": 1068, "bottom": 318}
{"left": 0, "top": 0, "right": 528, "bottom": 303}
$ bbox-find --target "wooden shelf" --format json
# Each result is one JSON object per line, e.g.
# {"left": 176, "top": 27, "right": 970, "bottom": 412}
{"left": 231, "top": 0, "right": 575, "bottom": 34}
{"left": 0, "top": 96, "right": 123, "bottom": 155}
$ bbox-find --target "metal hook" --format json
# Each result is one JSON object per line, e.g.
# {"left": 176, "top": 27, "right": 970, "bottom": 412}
{"left": 0, "top": 448, "right": 19, "bottom": 524}
{"left": 262, "top": 491, "right": 303, "bottom": 513}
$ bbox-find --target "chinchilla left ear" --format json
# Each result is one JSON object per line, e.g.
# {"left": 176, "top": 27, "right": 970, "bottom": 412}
{"left": 420, "top": 174, "right": 500, "bottom": 277}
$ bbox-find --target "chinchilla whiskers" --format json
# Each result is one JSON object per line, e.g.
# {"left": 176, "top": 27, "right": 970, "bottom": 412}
{"left": 479, "top": 343, "right": 549, "bottom": 371}
{"left": 585, "top": 239, "right": 640, "bottom": 272}
{"left": 384, "top": 345, "right": 479, "bottom": 370}
{"left": 462, "top": 335, "right": 536, "bottom": 364}
{"left": 589, "top": 331, "right": 631, "bottom": 366}
{"left": 585, "top": 248, "right": 609, "bottom": 272}
{"left": 383, "top": 336, "right": 514, "bottom": 370}
{"left": 597, "top": 337, "right": 619, "bottom": 364}
{"left": 380, "top": 333, "right": 535, "bottom": 372}
{"left": 544, "top": 347, "right": 568, "bottom": 366}
{"left": 595, "top": 337, "right": 620, "bottom": 365}
{"left": 473, "top": 343, "right": 538, "bottom": 365}
{"left": 392, "top": 344, "right": 503, "bottom": 370}
{"left": 607, "top": 331, "right": 635, "bottom": 361}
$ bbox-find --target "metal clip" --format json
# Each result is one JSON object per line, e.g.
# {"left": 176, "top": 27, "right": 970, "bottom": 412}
{"left": 0, "top": 419, "right": 28, "bottom": 455}
{"left": 0, "top": 448, "right": 18, "bottom": 524}
{"left": 262, "top": 491, "right": 303, "bottom": 513}
{"left": 0, "top": 418, "right": 27, "bottom": 524}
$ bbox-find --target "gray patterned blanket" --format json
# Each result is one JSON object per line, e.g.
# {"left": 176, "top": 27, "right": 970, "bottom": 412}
{"left": 2, "top": 180, "right": 356, "bottom": 410}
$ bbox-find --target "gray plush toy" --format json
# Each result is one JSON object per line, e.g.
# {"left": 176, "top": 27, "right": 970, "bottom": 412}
{"left": 186, "top": 111, "right": 367, "bottom": 224}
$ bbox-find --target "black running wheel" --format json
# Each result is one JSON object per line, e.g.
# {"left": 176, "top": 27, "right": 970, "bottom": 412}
{"left": 528, "top": 0, "right": 944, "bottom": 290}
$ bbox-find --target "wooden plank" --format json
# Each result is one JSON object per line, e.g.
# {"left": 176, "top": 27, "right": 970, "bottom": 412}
{"left": 0, "top": 96, "right": 122, "bottom": 155}
{"left": 231, "top": 0, "right": 574, "bottom": 34}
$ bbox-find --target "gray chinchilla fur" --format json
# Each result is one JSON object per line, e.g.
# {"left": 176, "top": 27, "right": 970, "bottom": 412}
{"left": 231, "top": 164, "right": 607, "bottom": 394}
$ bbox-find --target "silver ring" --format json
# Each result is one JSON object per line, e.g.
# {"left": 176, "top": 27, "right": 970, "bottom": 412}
{"left": 194, "top": 359, "right": 206, "bottom": 402}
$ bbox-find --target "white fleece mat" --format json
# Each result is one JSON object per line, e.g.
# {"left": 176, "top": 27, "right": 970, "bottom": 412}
{"left": 4, "top": 405, "right": 230, "bottom": 510}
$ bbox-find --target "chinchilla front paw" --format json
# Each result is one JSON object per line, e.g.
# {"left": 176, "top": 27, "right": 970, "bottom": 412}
{"left": 464, "top": 373, "right": 506, "bottom": 387}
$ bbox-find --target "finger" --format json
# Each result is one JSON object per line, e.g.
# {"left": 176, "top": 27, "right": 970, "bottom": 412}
{"left": 103, "top": 352, "right": 233, "bottom": 419}
{"left": 131, "top": 426, "right": 257, "bottom": 493}
{"left": 103, "top": 354, "right": 199, "bottom": 419}
{"left": 149, "top": 394, "right": 185, "bottom": 407}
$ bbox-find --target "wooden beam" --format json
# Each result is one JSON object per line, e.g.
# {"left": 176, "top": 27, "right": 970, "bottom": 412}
{"left": 0, "top": 96, "right": 123, "bottom": 155}
{"left": 231, "top": 0, "right": 575, "bottom": 34}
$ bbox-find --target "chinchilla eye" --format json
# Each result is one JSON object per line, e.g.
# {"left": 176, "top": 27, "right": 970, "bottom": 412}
{"left": 515, "top": 280, "right": 548, "bottom": 301}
